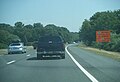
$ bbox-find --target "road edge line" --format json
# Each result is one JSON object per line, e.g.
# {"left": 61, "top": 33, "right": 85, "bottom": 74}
{"left": 66, "top": 45, "right": 99, "bottom": 82}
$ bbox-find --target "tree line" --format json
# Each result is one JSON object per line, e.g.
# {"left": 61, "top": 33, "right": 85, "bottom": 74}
{"left": 79, "top": 9, "right": 120, "bottom": 52}
{"left": 0, "top": 22, "right": 79, "bottom": 48}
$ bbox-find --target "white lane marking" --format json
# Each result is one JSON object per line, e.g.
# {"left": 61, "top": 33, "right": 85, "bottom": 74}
{"left": 66, "top": 45, "right": 99, "bottom": 82}
{"left": 7, "top": 60, "right": 16, "bottom": 65}
{"left": 27, "top": 54, "right": 30, "bottom": 56}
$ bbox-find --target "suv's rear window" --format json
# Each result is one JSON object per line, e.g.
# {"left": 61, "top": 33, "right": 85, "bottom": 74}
{"left": 38, "top": 36, "right": 63, "bottom": 43}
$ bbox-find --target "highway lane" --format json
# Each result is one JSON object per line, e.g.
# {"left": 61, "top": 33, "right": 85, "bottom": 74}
{"left": 68, "top": 45, "right": 120, "bottom": 82}
{"left": 0, "top": 48, "right": 34, "bottom": 68}
{"left": 0, "top": 44, "right": 120, "bottom": 82}
{"left": 0, "top": 46, "right": 91, "bottom": 82}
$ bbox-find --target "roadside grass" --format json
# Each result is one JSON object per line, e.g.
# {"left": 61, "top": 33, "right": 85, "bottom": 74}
{"left": 77, "top": 44, "right": 120, "bottom": 61}
{"left": 0, "top": 49, "right": 7, "bottom": 55}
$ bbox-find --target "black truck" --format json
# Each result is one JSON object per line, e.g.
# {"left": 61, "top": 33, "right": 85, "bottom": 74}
{"left": 37, "top": 36, "right": 65, "bottom": 59}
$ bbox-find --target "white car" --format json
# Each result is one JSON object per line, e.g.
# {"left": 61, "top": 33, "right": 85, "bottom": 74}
{"left": 8, "top": 43, "right": 26, "bottom": 54}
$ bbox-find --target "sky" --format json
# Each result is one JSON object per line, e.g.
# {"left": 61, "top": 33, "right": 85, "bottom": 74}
{"left": 0, "top": 0, "right": 120, "bottom": 32}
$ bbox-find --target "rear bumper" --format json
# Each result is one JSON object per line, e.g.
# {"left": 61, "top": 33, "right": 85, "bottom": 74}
{"left": 8, "top": 49, "right": 26, "bottom": 53}
{"left": 37, "top": 51, "right": 65, "bottom": 55}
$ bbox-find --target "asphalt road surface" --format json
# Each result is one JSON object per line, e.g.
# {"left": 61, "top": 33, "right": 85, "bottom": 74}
{"left": 0, "top": 44, "right": 120, "bottom": 82}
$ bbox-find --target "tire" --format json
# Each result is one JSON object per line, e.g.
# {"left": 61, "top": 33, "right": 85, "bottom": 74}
{"left": 61, "top": 55, "right": 65, "bottom": 59}
{"left": 24, "top": 51, "right": 26, "bottom": 53}
{"left": 8, "top": 52, "right": 13, "bottom": 54}
{"left": 21, "top": 51, "right": 24, "bottom": 54}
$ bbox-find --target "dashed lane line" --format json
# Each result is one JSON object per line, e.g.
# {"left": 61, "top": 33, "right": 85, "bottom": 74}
{"left": 7, "top": 60, "right": 16, "bottom": 65}
{"left": 27, "top": 54, "right": 31, "bottom": 57}
{"left": 6, "top": 54, "right": 31, "bottom": 65}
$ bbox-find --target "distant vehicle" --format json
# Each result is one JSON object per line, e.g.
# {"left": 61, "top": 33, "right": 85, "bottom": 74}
{"left": 37, "top": 36, "right": 65, "bottom": 59}
{"left": 8, "top": 43, "right": 26, "bottom": 54}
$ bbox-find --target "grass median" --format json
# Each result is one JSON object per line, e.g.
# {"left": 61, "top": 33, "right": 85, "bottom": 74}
{"left": 77, "top": 44, "right": 120, "bottom": 61}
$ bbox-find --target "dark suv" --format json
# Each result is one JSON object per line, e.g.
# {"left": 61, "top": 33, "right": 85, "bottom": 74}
{"left": 37, "top": 36, "right": 65, "bottom": 59}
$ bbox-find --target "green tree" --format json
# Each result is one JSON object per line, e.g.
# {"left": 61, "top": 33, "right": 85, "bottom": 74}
{"left": 0, "top": 22, "right": 79, "bottom": 48}
{"left": 24, "top": 24, "right": 33, "bottom": 29}
{"left": 33, "top": 23, "right": 43, "bottom": 28}
{"left": 0, "top": 23, "right": 14, "bottom": 33}
{"left": 44, "top": 24, "right": 59, "bottom": 36}
{"left": 79, "top": 19, "right": 94, "bottom": 45}
{"left": 14, "top": 22, "right": 24, "bottom": 28}
{"left": 71, "top": 32, "right": 79, "bottom": 42}
{"left": 79, "top": 9, "right": 120, "bottom": 52}
{"left": 0, "top": 30, "right": 19, "bottom": 48}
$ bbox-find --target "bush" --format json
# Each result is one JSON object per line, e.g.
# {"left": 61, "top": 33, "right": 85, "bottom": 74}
{"left": 26, "top": 42, "right": 33, "bottom": 46}
{"left": 91, "top": 41, "right": 104, "bottom": 49}
{"left": 111, "top": 38, "right": 120, "bottom": 52}
{"left": 103, "top": 42, "right": 113, "bottom": 51}
{"left": 0, "top": 43, "right": 8, "bottom": 49}
{"left": 0, "top": 30, "right": 20, "bottom": 45}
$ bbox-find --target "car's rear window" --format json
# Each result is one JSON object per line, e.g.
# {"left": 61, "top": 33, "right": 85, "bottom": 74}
{"left": 10, "top": 43, "right": 21, "bottom": 46}
{"left": 38, "top": 36, "right": 63, "bottom": 43}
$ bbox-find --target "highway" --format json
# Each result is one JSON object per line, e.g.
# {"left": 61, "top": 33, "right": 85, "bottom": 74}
{"left": 0, "top": 44, "right": 120, "bottom": 82}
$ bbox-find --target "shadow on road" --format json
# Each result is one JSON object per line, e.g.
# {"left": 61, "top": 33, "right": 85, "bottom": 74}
{"left": 27, "top": 57, "right": 61, "bottom": 60}
{"left": 27, "top": 57, "right": 37, "bottom": 60}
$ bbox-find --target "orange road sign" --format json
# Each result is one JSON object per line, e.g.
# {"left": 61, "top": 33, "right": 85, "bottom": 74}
{"left": 96, "top": 31, "right": 110, "bottom": 42}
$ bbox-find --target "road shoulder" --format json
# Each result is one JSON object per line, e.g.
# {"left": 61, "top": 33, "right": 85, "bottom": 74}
{"left": 77, "top": 45, "right": 120, "bottom": 61}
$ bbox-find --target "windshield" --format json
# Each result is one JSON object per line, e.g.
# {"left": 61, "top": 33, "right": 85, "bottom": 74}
{"left": 10, "top": 43, "right": 21, "bottom": 46}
